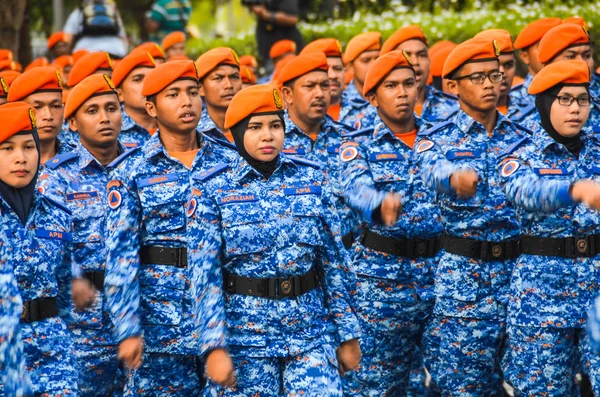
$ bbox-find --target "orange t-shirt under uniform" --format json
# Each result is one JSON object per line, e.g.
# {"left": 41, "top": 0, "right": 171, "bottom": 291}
{"left": 169, "top": 149, "right": 199, "bottom": 169}
{"left": 328, "top": 103, "right": 341, "bottom": 121}
{"left": 394, "top": 129, "right": 418, "bottom": 149}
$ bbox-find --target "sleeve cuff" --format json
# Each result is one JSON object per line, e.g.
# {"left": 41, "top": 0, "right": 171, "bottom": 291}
{"left": 557, "top": 183, "right": 575, "bottom": 206}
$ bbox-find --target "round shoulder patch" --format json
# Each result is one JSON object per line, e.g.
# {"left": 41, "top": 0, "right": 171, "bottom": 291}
{"left": 186, "top": 197, "right": 197, "bottom": 218}
{"left": 416, "top": 140, "right": 434, "bottom": 154}
{"left": 340, "top": 146, "right": 359, "bottom": 162}
{"left": 107, "top": 190, "right": 122, "bottom": 210}
{"left": 501, "top": 160, "right": 520, "bottom": 178}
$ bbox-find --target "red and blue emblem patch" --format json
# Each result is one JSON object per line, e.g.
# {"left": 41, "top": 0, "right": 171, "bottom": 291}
{"left": 186, "top": 197, "right": 197, "bottom": 217}
{"left": 107, "top": 190, "right": 122, "bottom": 210}
{"left": 501, "top": 160, "right": 520, "bottom": 177}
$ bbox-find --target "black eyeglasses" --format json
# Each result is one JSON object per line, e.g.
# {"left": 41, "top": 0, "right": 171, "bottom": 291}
{"left": 550, "top": 94, "right": 592, "bottom": 107}
{"left": 453, "top": 71, "right": 504, "bottom": 84}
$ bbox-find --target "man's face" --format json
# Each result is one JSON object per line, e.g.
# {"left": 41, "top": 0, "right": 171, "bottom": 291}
{"left": 52, "top": 41, "right": 70, "bottom": 57}
{"left": 327, "top": 56, "right": 345, "bottom": 103}
{"left": 199, "top": 65, "right": 242, "bottom": 111}
{"left": 70, "top": 94, "right": 122, "bottom": 149}
{"left": 519, "top": 41, "right": 544, "bottom": 75}
{"left": 166, "top": 43, "right": 186, "bottom": 59}
{"left": 498, "top": 53, "right": 516, "bottom": 98}
{"left": 447, "top": 60, "right": 501, "bottom": 115}
{"left": 369, "top": 68, "right": 418, "bottom": 126}
{"left": 145, "top": 79, "right": 201, "bottom": 135}
{"left": 394, "top": 39, "right": 430, "bottom": 90}
{"left": 24, "top": 92, "right": 63, "bottom": 143}
{"left": 283, "top": 70, "right": 331, "bottom": 126}
{"left": 351, "top": 50, "right": 380, "bottom": 86}
{"left": 119, "top": 66, "right": 153, "bottom": 112}
{"left": 549, "top": 44, "right": 594, "bottom": 72}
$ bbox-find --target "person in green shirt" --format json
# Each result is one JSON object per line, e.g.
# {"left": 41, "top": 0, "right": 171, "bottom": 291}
{"left": 145, "top": 0, "right": 191, "bottom": 43}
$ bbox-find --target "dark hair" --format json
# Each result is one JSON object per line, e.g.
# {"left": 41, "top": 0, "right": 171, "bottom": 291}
{"left": 146, "top": 94, "right": 157, "bottom": 103}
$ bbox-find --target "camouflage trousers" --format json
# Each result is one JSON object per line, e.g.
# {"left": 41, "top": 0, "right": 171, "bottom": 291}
{"left": 0, "top": 322, "right": 33, "bottom": 397}
{"left": 204, "top": 343, "right": 343, "bottom": 397}
{"left": 503, "top": 325, "right": 600, "bottom": 397}
{"left": 72, "top": 342, "right": 120, "bottom": 397}
{"left": 423, "top": 316, "right": 506, "bottom": 397}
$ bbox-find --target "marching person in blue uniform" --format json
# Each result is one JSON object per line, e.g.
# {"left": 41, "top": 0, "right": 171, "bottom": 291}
{"left": 276, "top": 52, "right": 359, "bottom": 250}
{"left": 339, "top": 50, "right": 442, "bottom": 396}
{"left": 188, "top": 84, "right": 362, "bottom": 397}
{"left": 104, "top": 60, "right": 237, "bottom": 395}
{"left": 0, "top": 103, "right": 33, "bottom": 396}
{"left": 38, "top": 74, "right": 143, "bottom": 396}
{"left": 340, "top": 32, "right": 381, "bottom": 129}
{"left": 415, "top": 38, "right": 524, "bottom": 396}
{"left": 195, "top": 48, "right": 243, "bottom": 143}
{"left": 380, "top": 25, "right": 458, "bottom": 124}
{"left": 498, "top": 60, "right": 600, "bottom": 396}
{"left": 7, "top": 67, "right": 73, "bottom": 165}
{"left": 0, "top": 101, "right": 94, "bottom": 395}
{"left": 112, "top": 51, "right": 158, "bottom": 149}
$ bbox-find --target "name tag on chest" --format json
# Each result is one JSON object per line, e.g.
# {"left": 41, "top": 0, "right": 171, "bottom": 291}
{"left": 67, "top": 191, "right": 99, "bottom": 201}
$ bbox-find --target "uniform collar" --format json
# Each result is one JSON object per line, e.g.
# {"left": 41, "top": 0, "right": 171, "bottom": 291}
{"left": 533, "top": 123, "right": 595, "bottom": 153}
{"left": 372, "top": 114, "right": 426, "bottom": 141}
{"left": 232, "top": 152, "right": 296, "bottom": 182}
{"left": 144, "top": 128, "right": 205, "bottom": 161}
{"left": 523, "top": 73, "right": 533, "bottom": 89}
{"left": 76, "top": 141, "right": 126, "bottom": 170}
{"left": 283, "top": 110, "right": 336, "bottom": 137}
{"left": 453, "top": 108, "right": 512, "bottom": 135}
{"left": 198, "top": 108, "right": 219, "bottom": 133}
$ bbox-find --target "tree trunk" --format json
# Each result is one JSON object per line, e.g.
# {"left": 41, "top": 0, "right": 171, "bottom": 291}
{"left": 0, "top": 0, "right": 28, "bottom": 60}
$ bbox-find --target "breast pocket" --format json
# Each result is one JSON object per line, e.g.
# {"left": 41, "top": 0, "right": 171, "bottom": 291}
{"left": 369, "top": 154, "right": 410, "bottom": 196}
{"left": 221, "top": 201, "right": 275, "bottom": 256}
{"left": 288, "top": 193, "right": 324, "bottom": 248}
{"left": 439, "top": 149, "right": 487, "bottom": 209}
{"left": 138, "top": 181, "right": 187, "bottom": 234}
{"left": 72, "top": 215, "right": 105, "bottom": 265}
{"left": 139, "top": 266, "right": 186, "bottom": 326}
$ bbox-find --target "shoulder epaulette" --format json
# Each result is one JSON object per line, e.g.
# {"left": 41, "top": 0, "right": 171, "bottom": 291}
{"left": 108, "top": 147, "right": 141, "bottom": 168}
{"left": 593, "top": 125, "right": 600, "bottom": 134}
{"left": 288, "top": 156, "right": 321, "bottom": 169}
{"left": 498, "top": 136, "right": 530, "bottom": 157}
{"left": 437, "top": 90, "right": 458, "bottom": 100}
{"left": 510, "top": 83, "right": 524, "bottom": 92}
{"left": 513, "top": 122, "right": 534, "bottom": 136}
{"left": 511, "top": 103, "right": 536, "bottom": 122}
{"left": 192, "top": 162, "right": 229, "bottom": 182}
{"left": 344, "top": 127, "right": 374, "bottom": 138}
{"left": 422, "top": 120, "right": 453, "bottom": 136}
{"left": 40, "top": 194, "right": 71, "bottom": 215}
{"left": 208, "top": 136, "right": 236, "bottom": 151}
{"left": 45, "top": 152, "right": 78, "bottom": 170}
{"left": 332, "top": 119, "right": 355, "bottom": 132}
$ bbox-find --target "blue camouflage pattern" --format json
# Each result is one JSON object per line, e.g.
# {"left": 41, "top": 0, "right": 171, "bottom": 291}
{"left": 104, "top": 130, "right": 235, "bottom": 392}
{"left": 197, "top": 108, "right": 231, "bottom": 143}
{"left": 508, "top": 73, "right": 534, "bottom": 109}
{"left": 120, "top": 108, "right": 153, "bottom": 149}
{"left": 588, "top": 294, "right": 600, "bottom": 354}
{"left": 59, "top": 119, "right": 80, "bottom": 151}
{"left": 497, "top": 126, "right": 600, "bottom": 395}
{"left": 590, "top": 72, "right": 600, "bottom": 99}
{"left": 282, "top": 111, "right": 359, "bottom": 240}
{"left": 339, "top": 115, "right": 440, "bottom": 395}
{"left": 39, "top": 143, "right": 142, "bottom": 396}
{"left": 418, "top": 85, "right": 458, "bottom": 124}
{"left": 339, "top": 81, "right": 378, "bottom": 130}
{"left": 0, "top": 191, "right": 79, "bottom": 395}
{"left": 187, "top": 154, "right": 361, "bottom": 359}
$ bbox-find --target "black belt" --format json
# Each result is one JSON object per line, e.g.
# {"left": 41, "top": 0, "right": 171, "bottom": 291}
{"left": 342, "top": 231, "right": 354, "bottom": 249}
{"left": 140, "top": 246, "right": 187, "bottom": 268}
{"left": 21, "top": 297, "right": 58, "bottom": 323}
{"left": 522, "top": 235, "right": 600, "bottom": 258}
{"left": 223, "top": 268, "right": 318, "bottom": 299}
{"left": 443, "top": 235, "right": 521, "bottom": 261}
{"left": 358, "top": 229, "right": 443, "bottom": 258}
{"left": 84, "top": 270, "right": 105, "bottom": 291}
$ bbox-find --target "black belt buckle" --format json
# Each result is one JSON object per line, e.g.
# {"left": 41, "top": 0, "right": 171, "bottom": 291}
{"left": 413, "top": 239, "right": 428, "bottom": 257}
{"left": 491, "top": 242, "right": 503, "bottom": 259}
{"left": 278, "top": 276, "right": 294, "bottom": 299}
{"left": 575, "top": 236, "right": 590, "bottom": 257}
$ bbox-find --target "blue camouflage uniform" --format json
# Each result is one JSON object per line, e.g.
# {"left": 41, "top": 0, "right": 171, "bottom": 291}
{"left": 418, "top": 85, "right": 459, "bottom": 124}
{"left": 197, "top": 108, "right": 231, "bottom": 143}
{"left": 590, "top": 72, "right": 600, "bottom": 99}
{"left": 589, "top": 295, "right": 600, "bottom": 354}
{"left": 498, "top": 126, "right": 600, "bottom": 396}
{"left": 38, "top": 143, "right": 142, "bottom": 396}
{"left": 0, "top": 190, "right": 79, "bottom": 395}
{"left": 281, "top": 111, "right": 359, "bottom": 247}
{"left": 0, "top": 223, "right": 33, "bottom": 396}
{"left": 415, "top": 110, "right": 524, "bottom": 396}
{"left": 187, "top": 154, "right": 361, "bottom": 397}
{"left": 104, "top": 130, "right": 235, "bottom": 396}
{"left": 508, "top": 73, "right": 534, "bottom": 109}
{"left": 120, "top": 108, "right": 153, "bottom": 149}
{"left": 339, "top": 80, "right": 378, "bottom": 130}
{"left": 339, "top": 115, "right": 442, "bottom": 396}
{"left": 59, "top": 119, "right": 80, "bottom": 150}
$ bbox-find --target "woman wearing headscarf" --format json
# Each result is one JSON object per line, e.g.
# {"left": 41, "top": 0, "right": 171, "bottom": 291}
{"left": 0, "top": 101, "right": 93, "bottom": 395}
{"left": 498, "top": 60, "right": 600, "bottom": 396}
{"left": 186, "top": 85, "right": 362, "bottom": 396}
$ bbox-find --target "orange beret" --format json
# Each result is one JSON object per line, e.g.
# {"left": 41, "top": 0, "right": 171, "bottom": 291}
{"left": 0, "top": 71, "right": 21, "bottom": 97}
{"left": 564, "top": 16, "right": 589, "bottom": 29}
{"left": 241, "top": 66, "right": 256, "bottom": 85}
{"left": 270, "top": 54, "right": 296, "bottom": 88}
{"left": 52, "top": 55, "right": 73, "bottom": 70}
{"left": 274, "top": 53, "right": 328, "bottom": 87}
{"left": 141, "top": 60, "right": 198, "bottom": 97}
{"left": 195, "top": 47, "right": 240, "bottom": 80}
{"left": 131, "top": 42, "right": 166, "bottom": 60}
{"left": 0, "top": 102, "right": 37, "bottom": 142}
{"left": 269, "top": 40, "right": 297, "bottom": 59}
{"left": 363, "top": 50, "right": 414, "bottom": 96}
{"left": 47, "top": 32, "right": 66, "bottom": 49}
{"left": 443, "top": 38, "right": 500, "bottom": 79}
{"left": 514, "top": 18, "right": 562, "bottom": 49}
{"left": 25, "top": 57, "right": 50, "bottom": 72}
{"left": 8, "top": 67, "right": 63, "bottom": 102}
{"left": 381, "top": 25, "right": 427, "bottom": 55}
{"left": 528, "top": 60, "right": 590, "bottom": 95}
{"left": 68, "top": 52, "right": 112, "bottom": 87}
{"left": 0, "top": 60, "right": 18, "bottom": 72}
{"left": 64, "top": 74, "right": 118, "bottom": 119}
{"left": 345, "top": 32, "right": 381, "bottom": 64}
{"left": 224, "top": 85, "right": 284, "bottom": 129}
{"left": 474, "top": 29, "right": 514, "bottom": 53}
{"left": 0, "top": 50, "right": 13, "bottom": 62}
{"left": 300, "top": 38, "right": 343, "bottom": 58}
{"left": 72, "top": 49, "right": 90, "bottom": 64}
{"left": 239, "top": 54, "right": 258, "bottom": 69}
{"left": 431, "top": 44, "right": 457, "bottom": 77}
{"left": 429, "top": 40, "right": 455, "bottom": 57}
{"left": 161, "top": 31, "right": 186, "bottom": 51}
{"left": 538, "top": 24, "right": 590, "bottom": 64}
{"left": 111, "top": 52, "right": 155, "bottom": 87}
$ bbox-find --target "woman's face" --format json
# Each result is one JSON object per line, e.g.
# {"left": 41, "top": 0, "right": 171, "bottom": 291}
{"left": 243, "top": 114, "right": 285, "bottom": 162}
{"left": 550, "top": 85, "right": 591, "bottom": 138}
{"left": 0, "top": 134, "right": 38, "bottom": 188}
